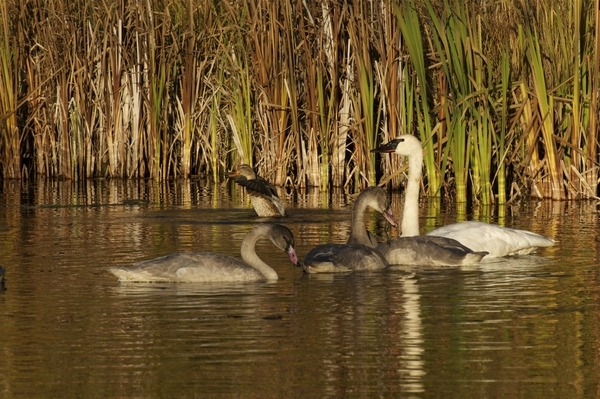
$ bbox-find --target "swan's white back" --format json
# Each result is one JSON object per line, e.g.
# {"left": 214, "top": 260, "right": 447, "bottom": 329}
{"left": 427, "top": 221, "right": 555, "bottom": 258}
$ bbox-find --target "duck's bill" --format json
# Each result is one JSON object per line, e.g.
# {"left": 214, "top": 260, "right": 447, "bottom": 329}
{"left": 228, "top": 170, "right": 241, "bottom": 178}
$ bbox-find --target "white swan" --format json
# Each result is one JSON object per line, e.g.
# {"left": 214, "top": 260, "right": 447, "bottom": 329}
{"left": 372, "top": 135, "right": 488, "bottom": 266}
{"left": 107, "top": 224, "right": 298, "bottom": 282}
{"left": 229, "top": 164, "right": 286, "bottom": 217}
{"left": 301, "top": 187, "right": 396, "bottom": 273}
{"left": 374, "top": 134, "right": 555, "bottom": 260}
{"left": 427, "top": 221, "right": 555, "bottom": 258}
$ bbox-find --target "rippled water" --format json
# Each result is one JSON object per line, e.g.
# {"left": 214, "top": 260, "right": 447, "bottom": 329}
{"left": 0, "top": 179, "right": 599, "bottom": 398}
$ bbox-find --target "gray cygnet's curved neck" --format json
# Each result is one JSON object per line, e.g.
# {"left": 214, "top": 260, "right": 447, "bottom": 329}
{"left": 348, "top": 194, "right": 372, "bottom": 245}
{"left": 240, "top": 225, "right": 278, "bottom": 280}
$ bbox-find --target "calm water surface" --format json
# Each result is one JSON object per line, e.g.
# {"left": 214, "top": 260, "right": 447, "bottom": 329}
{"left": 0, "top": 179, "right": 599, "bottom": 398}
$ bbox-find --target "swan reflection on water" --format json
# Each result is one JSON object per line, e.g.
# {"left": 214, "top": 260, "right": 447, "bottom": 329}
{"left": 387, "top": 253, "right": 553, "bottom": 274}
{"left": 108, "top": 280, "right": 272, "bottom": 297}
{"left": 399, "top": 274, "right": 426, "bottom": 393}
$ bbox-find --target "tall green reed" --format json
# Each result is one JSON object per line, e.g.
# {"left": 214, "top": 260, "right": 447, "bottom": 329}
{"left": 496, "top": 50, "right": 510, "bottom": 204}
{"left": 209, "top": 65, "right": 223, "bottom": 183}
{"left": 178, "top": 31, "right": 195, "bottom": 178}
{"left": 395, "top": 0, "right": 441, "bottom": 197}
{"left": 227, "top": 49, "right": 253, "bottom": 167}
{"left": 424, "top": 0, "right": 497, "bottom": 203}
{"left": 526, "top": 29, "right": 564, "bottom": 200}
{"left": 351, "top": 29, "right": 378, "bottom": 188}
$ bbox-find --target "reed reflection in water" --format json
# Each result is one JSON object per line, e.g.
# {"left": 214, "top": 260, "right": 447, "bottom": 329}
{"left": 0, "top": 179, "right": 598, "bottom": 398}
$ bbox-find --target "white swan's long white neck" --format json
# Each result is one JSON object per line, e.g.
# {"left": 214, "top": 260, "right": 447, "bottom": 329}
{"left": 240, "top": 225, "right": 279, "bottom": 280}
{"left": 401, "top": 148, "right": 423, "bottom": 237}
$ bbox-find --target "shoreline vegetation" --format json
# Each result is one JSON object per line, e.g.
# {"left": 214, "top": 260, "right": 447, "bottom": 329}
{"left": 0, "top": 0, "right": 599, "bottom": 204}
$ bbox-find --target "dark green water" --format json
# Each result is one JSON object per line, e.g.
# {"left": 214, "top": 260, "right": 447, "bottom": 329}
{"left": 0, "top": 179, "right": 598, "bottom": 398}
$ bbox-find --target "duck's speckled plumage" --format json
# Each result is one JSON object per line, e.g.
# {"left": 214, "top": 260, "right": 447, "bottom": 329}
{"left": 229, "top": 165, "right": 286, "bottom": 217}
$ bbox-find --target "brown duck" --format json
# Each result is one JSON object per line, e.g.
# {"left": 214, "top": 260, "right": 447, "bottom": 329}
{"left": 229, "top": 164, "right": 286, "bottom": 217}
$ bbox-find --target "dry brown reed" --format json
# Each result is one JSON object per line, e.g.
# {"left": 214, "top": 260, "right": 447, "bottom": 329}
{"left": 0, "top": 0, "right": 599, "bottom": 205}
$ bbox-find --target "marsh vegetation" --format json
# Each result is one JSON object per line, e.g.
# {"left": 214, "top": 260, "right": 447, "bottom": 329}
{"left": 1, "top": 0, "right": 598, "bottom": 204}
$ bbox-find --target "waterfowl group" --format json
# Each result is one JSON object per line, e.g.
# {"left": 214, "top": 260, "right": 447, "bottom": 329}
{"left": 372, "top": 135, "right": 489, "bottom": 266}
{"left": 372, "top": 135, "right": 555, "bottom": 263}
{"left": 108, "top": 138, "right": 555, "bottom": 283}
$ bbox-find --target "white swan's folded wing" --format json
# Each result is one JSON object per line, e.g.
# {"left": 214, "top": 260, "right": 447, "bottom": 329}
{"left": 427, "top": 221, "right": 555, "bottom": 258}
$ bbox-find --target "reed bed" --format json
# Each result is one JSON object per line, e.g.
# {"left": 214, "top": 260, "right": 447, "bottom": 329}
{"left": 1, "top": 0, "right": 599, "bottom": 204}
